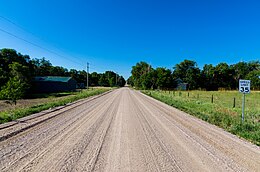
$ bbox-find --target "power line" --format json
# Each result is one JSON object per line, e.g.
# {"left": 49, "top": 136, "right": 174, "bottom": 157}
{"left": 0, "top": 27, "right": 83, "bottom": 67}
{"left": 0, "top": 16, "right": 125, "bottom": 75}
{"left": 0, "top": 16, "right": 124, "bottom": 73}
{"left": 0, "top": 16, "right": 34, "bottom": 35}
{"left": 0, "top": 16, "right": 85, "bottom": 67}
{"left": 90, "top": 64, "right": 114, "bottom": 72}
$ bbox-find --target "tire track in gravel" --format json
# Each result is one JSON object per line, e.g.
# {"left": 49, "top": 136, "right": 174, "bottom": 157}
{"left": 93, "top": 88, "right": 161, "bottom": 172}
{"left": 133, "top": 90, "right": 260, "bottom": 171}
{"left": 0, "top": 90, "right": 113, "bottom": 140}
{"left": 5, "top": 99, "right": 116, "bottom": 171}
{"left": 130, "top": 92, "right": 183, "bottom": 172}
{"left": 131, "top": 91, "right": 231, "bottom": 171}
{"left": 0, "top": 88, "right": 259, "bottom": 172}
{"left": 93, "top": 89, "right": 153, "bottom": 172}
{"left": 0, "top": 90, "right": 120, "bottom": 171}
{"left": 72, "top": 92, "right": 121, "bottom": 172}
{"left": 0, "top": 95, "right": 112, "bottom": 167}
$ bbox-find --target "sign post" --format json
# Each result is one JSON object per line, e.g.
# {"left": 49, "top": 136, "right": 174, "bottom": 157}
{"left": 242, "top": 93, "right": 245, "bottom": 122}
{"left": 239, "top": 80, "right": 250, "bottom": 122}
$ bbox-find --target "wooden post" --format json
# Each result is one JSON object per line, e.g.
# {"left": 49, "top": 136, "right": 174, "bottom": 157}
{"left": 211, "top": 95, "right": 213, "bottom": 103}
{"left": 233, "top": 97, "right": 236, "bottom": 108}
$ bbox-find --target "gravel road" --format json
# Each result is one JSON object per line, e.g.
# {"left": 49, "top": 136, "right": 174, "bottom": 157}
{"left": 0, "top": 88, "right": 259, "bottom": 172}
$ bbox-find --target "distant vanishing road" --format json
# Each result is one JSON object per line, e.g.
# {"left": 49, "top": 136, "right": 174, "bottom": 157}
{"left": 0, "top": 88, "right": 260, "bottom": 171}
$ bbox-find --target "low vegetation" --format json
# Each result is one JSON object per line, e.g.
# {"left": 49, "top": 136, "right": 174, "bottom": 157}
{"left": 0, "top": 87, "right": 112, "bottom": 124}
{"left": 143, "top": 90, "right": 260, "bottom": 146}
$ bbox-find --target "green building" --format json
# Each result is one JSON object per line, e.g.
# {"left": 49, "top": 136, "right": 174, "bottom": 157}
{"left": 32, "top": 76, "right": 77, "bottom": 93}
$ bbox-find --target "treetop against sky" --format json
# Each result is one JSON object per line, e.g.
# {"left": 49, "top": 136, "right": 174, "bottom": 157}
{"left": 0, "top": 0, "right": 260, "bottom": 79}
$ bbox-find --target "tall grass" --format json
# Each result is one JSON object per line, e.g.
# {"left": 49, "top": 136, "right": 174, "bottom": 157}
{"left": 0, "top": 88, "right": 112, "bottom": 124}
{"left": 143, "top": 90, "right": 260, "bottom": 146}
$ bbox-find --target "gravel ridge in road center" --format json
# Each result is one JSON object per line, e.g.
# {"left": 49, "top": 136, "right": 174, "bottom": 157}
{"left": 0, "top": 88, "right": 259, "bottom": 171}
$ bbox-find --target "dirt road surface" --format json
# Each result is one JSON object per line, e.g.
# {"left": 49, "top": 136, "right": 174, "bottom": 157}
{"left": 0, "top": 88, "right": 259, "bottom": 172}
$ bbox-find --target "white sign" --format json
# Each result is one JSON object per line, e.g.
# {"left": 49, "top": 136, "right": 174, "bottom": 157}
{"left": 239, "top": 80, "right": 250, "bottom": 94}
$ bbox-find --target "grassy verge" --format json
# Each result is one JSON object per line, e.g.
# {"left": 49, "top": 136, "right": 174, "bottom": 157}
{"left": 142, "top": 90, "right": 260, "bottom": 146}
{"left": 0, "top": 87, "right": 112, "bottom": 124}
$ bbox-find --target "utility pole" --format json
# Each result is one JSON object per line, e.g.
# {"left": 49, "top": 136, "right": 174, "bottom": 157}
{"left": 87, "top": 62, "right": 89, "bottom": 89}
{"left": 116, "top": 72, "right": 118, "bottom": 86}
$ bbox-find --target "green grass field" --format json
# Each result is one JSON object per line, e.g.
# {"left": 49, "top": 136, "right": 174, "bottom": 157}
{"left": 0, "top": 87, "right": 112, "bottom": 124}
{"left": 143, "top": 90, "right": 260, "bottom": 146}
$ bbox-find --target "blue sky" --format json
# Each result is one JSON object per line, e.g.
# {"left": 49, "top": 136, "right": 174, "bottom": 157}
{"left": 0, "top": 0, "right": 259, "bottom": 79}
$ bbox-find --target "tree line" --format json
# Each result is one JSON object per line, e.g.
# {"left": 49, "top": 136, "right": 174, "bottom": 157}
{"left": 128, "top": 60, "right": 260, "bottom": 90}
{"left": 0, "top": 48, "right": 126, "bottom": 101}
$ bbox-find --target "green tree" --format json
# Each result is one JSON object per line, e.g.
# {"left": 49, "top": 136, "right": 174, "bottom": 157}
{"left": 9, "top": 62, "right": 31, "bottom": 83}
{"left": 214, "top": 63, "right": 233, "bottom": 89}
{"left": 201, "top": 64, "right": 217, "bottom": 90}
{"left": 0, "top": 77, "right": 26, "bottom": 105}
{"left": 127, "top": 76, "right": 134, "bottom": 87}
{"left": 104, "top": 71, "right": 118, "bottom": 87}
{"left": 246, "top": 70, "right": 260, "bottom": 90}
{"left": 49, "top": 66, "right": 68, "bottom": 76}
{"left": 131, "top": 62, "right": 151, "bottom": 88}
{"left": 108, "top": 77, "right": 115, "bottom": 87}
{"left": 0, "top": 62, "right": 30, "bottom": 104}
{"left": 140, "top": 72, "right": 154, "bottom": 89}
{"left": 117, "top": 76, "right": 126, "bottom": 87}
{"left": 69, "top": 69, "right": 78, "bottom": 80}
{"left": 186, "top": 67, "right": 201, "bottom": 90}
{"left": 155, "top": 67, "right": 173, "bottom": 89}
{"left": 248, "top": 61, "right": 260, "bottom": 72}
{"left": 231, "top": 62, "right": 250, "bottom": 83}
{"left": 173, "top": 60, "right": 201, "bottom": 90}
{"left": 90, "top": 72, "right": 100, "bottom": 86}
{"left": 0, "top": 48, "right": 31, "bottom": 87}
{"left": 31, "top": 57, "right": 52, "bottom": 76}
{"left": 0, "top": 67, "right": 8, "bottom": 88}
{"left": 98, "top": 74, "right": 109, "bottom": 86}
{"left": 144, "top": 69, "right": 158, "bottom": 89}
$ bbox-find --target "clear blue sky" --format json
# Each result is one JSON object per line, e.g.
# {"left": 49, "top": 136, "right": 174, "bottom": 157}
{"left": 0, "top": 0, "right": 260, "bottom": 79}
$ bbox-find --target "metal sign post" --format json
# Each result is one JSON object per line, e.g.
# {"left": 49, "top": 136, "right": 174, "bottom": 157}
{"left": 239, "top": 80, "right": 250, "bottom": 122}
{"left": 242, "top": 93, "right": 245, "bottom": 122}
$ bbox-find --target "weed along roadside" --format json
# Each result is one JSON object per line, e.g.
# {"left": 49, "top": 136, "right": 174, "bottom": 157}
{"left": 142, "top": 90, "right": 260, "bottom": 146}
{"left": 0, "top": 88, "right": 112, "bottom": 124}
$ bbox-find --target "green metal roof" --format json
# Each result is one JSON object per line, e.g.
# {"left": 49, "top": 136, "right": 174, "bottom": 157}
{"left": 34, "top": 76, "right": 73, "bottom": 82}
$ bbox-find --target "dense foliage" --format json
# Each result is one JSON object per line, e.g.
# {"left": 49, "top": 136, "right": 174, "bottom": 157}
{"left": 129, "top": 60, "right": 260, "bottom": 90}
{"left": 0, "top": 48, "right": 126, "bottom": 103}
